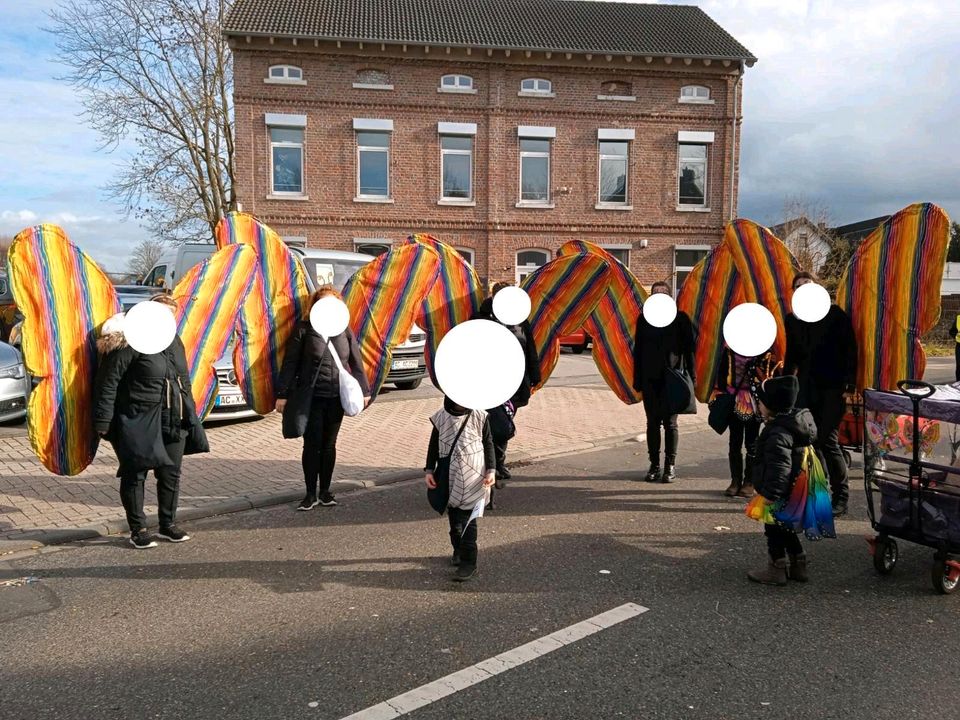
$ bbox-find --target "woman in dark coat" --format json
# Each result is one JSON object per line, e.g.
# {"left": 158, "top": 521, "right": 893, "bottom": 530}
{"left": 472, "top": 281, "right": 541, "bottom": 484}
{"left": 275, "top": 286, "right": 371, "bottom": 510}
{"left": 93, "top": 294, "right": 209, "bottom": 549}
{"left": 632, "top": 281, "right": 695, "bottom": 483}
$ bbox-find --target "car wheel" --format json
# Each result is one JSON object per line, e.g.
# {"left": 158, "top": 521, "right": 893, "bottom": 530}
{"left": 395, "top": 378, "right": 422, "bottom": 390}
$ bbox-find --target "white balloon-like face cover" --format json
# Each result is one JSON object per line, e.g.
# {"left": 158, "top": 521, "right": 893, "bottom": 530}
{"left": 722, "top": 303, "right": 777, "bottom": 357}
{"left": 435, "top": 320, "right": 526, "bottom": 410}
{"left": 492, "top": 286, "right": 532, "bottom": 326}
{"left": 642, "top": 293, "right": 677, "bottom": 328}
{"left": 791, "top": 282, "right": 831, "bottom": 323}
{"left": 123, "top": 301, "right": 176, "bottom": 355}
{"left": 310, "top": 296, "right": 350, "bottom": 338}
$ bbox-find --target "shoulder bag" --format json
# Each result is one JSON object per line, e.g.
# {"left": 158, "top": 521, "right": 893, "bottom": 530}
{"left": 707, "top": 359, "right": 751, "bottom": 435}
{"left": 327, "top": 338, "right": 365, "bottom": 417}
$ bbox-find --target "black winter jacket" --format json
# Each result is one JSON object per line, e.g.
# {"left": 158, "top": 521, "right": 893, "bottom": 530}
{"left": 783, "top": 305, "right": 857, "bottom": 401}
{"left": 473, "top": 298, "right": 542, "bottom": 407}
{"left": 276, "top": 322, "right": 370, "bottom": 401}
{"left": 753, "top": 408, "right": 817, "bottom": 503}
{"left": 632, "top": 310, "right": 696, "bottom": 390}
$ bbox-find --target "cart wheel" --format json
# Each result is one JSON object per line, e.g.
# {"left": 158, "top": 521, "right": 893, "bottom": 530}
{"left": 873, "top": 537, "right": 898, "bottom": 575}
{"left": 931, "top": 559, "right": 960, "bottom": 595}
{"left": 842, "top": 449, "right": 852, "bottom": 468}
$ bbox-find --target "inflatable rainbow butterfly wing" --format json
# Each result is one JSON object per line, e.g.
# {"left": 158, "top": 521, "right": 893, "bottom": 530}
{"left": 557, "top": 240, "right": 646, "bottom": 404}
{"left": 7, "top": 225, "right": 121, "bottom": 476}
{"left": 343, "top": 242, "right": 441, "bottom": 396}
{"left": 522, "top": 252, "right": 612, "bottom": 391}
{"left": 215, "top": 212, "right": 310, "bottom": 415}
{"left": 172, "top": 244, "right": 258, "bottom": 418}
{"left": 678, "top": 243, "right": 746, "bottom": 403}
{"left": 405, "top": 234, "right": 483, "bottom": 389}
{"left": 836, "top": 203, "right": 950, "bottom": 392}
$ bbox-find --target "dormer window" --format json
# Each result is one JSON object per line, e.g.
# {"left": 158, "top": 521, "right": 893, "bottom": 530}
{"left": 520, "top": 78, "right": 554, "bottom": 97}
{"left": 439, "top": 74, "right": 476, "bottom": 94}
{"left": 265, "top": 65, "right": 306, "bottom": 85}
{"left": 679, "top": 85, "right": 713, "bottom": 104}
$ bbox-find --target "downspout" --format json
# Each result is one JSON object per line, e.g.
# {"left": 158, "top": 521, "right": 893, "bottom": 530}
{"left": 729, "top": 61, "right": 744, "bottom": 222}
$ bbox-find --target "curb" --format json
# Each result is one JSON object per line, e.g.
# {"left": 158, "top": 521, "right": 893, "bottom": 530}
{"left": 0, "top": 421, "right": 709, "bottom": 558}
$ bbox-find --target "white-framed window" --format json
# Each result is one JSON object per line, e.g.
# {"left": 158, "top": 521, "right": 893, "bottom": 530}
{"left": 281, "top": 236, "right": 307, "bottom": 248}
{"left": 516, "top": 249, "right": 550, "bottom": 284}
{"left": 354, "top": 239, "right": 392, "bottom": 257}
{"left": 519, "top": 137, "right": 551, "bottom": 204}
{"left": 598, "top": 140, "right": 629, "bottom": 205}
{"left": 520, "top": 78, "right": 553, "bottom": 96}
{"left": 678, "top": 143, "right": 708, "bottom": 207}
{"left": 439, "top": 74, "right": 475, "bottom": 93}
{"left": 356, "top": 131, "right": 390, "bottom": 199}
{"left": 440, "top": 135, "right": 473, "bottom": 200}
{"left": 679, "top": 85, "right": 713, "bottom": 104}
{"left": 673, "top": 245, "right": 711, "bottom": 296}
{"left": 269, "top": 126, "right": 304, "bottom": 195}
{"left": 601, "top": 245, "right": 631, "bottom": 267}
{"left": 266, "top": 65, "right": 306, "bottom": 85}
{"left": 455, "top": 247, "right": 475, "bottom": 266}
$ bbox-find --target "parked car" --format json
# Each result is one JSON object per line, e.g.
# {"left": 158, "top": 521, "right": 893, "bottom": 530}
{"left": 204, "top": 339, "right": 259, "bottom": 422}
{"left": 0, "top": 340, "right": 29, "bottom": 423}
{"left": 559, "top": 328, "right": 591, "bottom": 354}
{"left": 141, "top": 243, "right": 218, "bottom": 290}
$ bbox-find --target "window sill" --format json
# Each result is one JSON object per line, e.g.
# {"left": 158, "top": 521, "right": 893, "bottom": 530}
{"left": 437, "top": 199, "right": 476, "bottom": 207}
{"left": 676, "top": 206, "right": 711, "bottom": 212}
{"left": 438, "top": 88, "right": 477, "bottom": 95}
{"left": 354, "top": 197, "right": 394, "bottom": 204}
{"left": 264, "top": 78, "right": 307, "bottom": 86}
{"left": 515, "top": 202, "right": 555, "bottom": 209}
{"left": 353, "top": 83, "right": 394, "bottom": 91}
{"left": 518, "top": 91, "right": 556, "bottom": 98}
{"left": 597, "top": 95, "right": 636, "bottom": 102}
{"left": 678, "top": 98, "right": 715, "bottom": 105}
{"left": 266, "top": 194, "right": 310, "bottom": 201}
{"left": 595, "top": 203, "right": 633, "bottom": 211}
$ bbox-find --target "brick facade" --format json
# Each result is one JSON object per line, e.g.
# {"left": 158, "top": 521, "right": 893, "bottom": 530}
{"left": 230, "top": 39, "right": 746, "bottom": 288}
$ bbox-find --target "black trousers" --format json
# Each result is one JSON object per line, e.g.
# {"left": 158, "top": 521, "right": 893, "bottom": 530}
{"left": 728, "top": 417, "right": 760, "bottom": 485}
{"left": 806, "top": 390, "right": 848, "bottom": 505}
{"left": 302, "top": 396, "right": 345, "bottom": 497}
{"left": 493, "top": 405, "right": 519, "bottom": 473}
{"left": 765, "top": 524, "right": 803, "bottom": 560}
{"left": 448, "top": 506, "right": 478, "bottom": 567}
{"left": 641, "top": 382, "right": 678, "bottom": 465}
{"left": 119, "top": 437, "right": 186, "bottom": 534}
{"left": 955, "top": 343, "right": 960, "bottom": 382}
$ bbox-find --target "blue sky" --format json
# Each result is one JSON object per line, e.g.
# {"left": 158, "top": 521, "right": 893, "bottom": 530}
{"left": 1, "top": 0, "right": 958, "bottom": 272}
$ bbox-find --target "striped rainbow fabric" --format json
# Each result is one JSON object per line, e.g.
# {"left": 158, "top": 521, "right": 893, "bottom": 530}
{"left": 7, "top": 224, "right": 120, "bottom": 476}
{"left": 837, "top": 203, "right": 950, "bottom": 391}
{"left": 557, "top": 240, "right": 646, "bottom": 404}
{"left": 677, "top": 243, "right": 746, "bottom": 403}
{"left": 522, "top": 252, "right": 611, "bottom": 391}
{"left": 406, "top": 234, "right": 483, "bottom": 389}
{"left": 723, "top": 220, "right": 799, "bottom": 363}
{"left": 344, "top": 241, "right": 441, "bottom": 395}
{"left": 173, "top": 244, "right": 258, "bottom": 418}
{"left": 215, "top": 212, "right": 310, "bottom": 415}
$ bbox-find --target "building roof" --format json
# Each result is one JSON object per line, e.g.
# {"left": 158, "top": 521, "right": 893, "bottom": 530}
{"left": 769, "top": 216, "right": 828, "bottom": 238}
{"left": 224, "top": 0, "right": 756, "bottom": 63}
{"left": 831, "top": 215, "right": 891, "bottom": 246}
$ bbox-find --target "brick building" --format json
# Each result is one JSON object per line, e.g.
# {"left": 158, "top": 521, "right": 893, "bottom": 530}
{"left": 224, "top": 0, "right": 756, "bottom": 292}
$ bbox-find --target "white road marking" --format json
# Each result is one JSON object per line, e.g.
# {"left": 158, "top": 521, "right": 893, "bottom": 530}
{"left": 338, "top": 602, "right": 649, "bottom": 719}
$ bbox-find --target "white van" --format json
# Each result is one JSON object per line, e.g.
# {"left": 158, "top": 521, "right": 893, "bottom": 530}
{"left": 141, "top": 243, "right": 217, "bottom": 290}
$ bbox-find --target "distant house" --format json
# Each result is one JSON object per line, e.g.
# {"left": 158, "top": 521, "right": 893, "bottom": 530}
{"left": 769, "top": 217, "right": 832, "bottom": 274}
{"left": 831, "top": 216, "right": 891, "bottom": 248}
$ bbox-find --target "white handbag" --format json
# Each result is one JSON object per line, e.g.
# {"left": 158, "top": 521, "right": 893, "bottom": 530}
{"left": 326, "top": 339, "right": 365, "bottom": 416}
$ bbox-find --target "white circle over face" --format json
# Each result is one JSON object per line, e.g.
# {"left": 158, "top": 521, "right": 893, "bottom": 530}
{"left": 124, "top": 301, "right": 176, "bottom": 355}
{"left": 792, "top": 282, "right": 831, "bottom": 323}
{"left": 435, "top": 320, "right": 526, "bottom": 410}
{"left": 310, "top": 296, "right": 350, "bottom": 338}
{"left": 492, "top": 286, "right": 531, "bottom": 326}
{"left": 642, "top": 293, "right": 678, "bottom": 328}
{"left": 722, "top": 303, "right": 777, "bottom": 357}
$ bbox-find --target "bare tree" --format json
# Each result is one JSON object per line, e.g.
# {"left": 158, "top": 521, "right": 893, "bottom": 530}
{"left": 127, "top": 237, "right": 165, "bottom": 280}
{"left": 49, "top": 0, "right": 235, "bottom": 244}
{"left": 0, "top": 234, "right": 12, "bottom": 260}
{"left": 778, "top": 196, "right": 835, "bottom": 277}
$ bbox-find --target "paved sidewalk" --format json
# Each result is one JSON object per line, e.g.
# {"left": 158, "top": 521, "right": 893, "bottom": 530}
{"left": 0, "top": 385, "right": 708, "bottom": 554}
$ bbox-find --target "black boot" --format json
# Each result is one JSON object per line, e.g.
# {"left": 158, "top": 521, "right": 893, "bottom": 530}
{"left": 725, "top": 452, "right": 743, "bottom": 496}
{"left": 643, "top": 462, "right": 661, "bottom": 483}
{"left": 661, "top": 455, "right": 676, "bottom": 483}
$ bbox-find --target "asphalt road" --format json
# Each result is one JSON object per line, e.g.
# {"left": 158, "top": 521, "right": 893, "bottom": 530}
{"left": 2, "top": 429, "right": 958, "bottom": 720}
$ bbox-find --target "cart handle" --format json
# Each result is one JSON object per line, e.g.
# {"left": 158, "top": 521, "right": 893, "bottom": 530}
{"left": 897, "top": 379, "right": 935, "bottom": 399}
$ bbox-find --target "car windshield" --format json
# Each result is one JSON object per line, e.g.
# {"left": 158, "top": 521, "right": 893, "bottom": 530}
{"left": 300, "top": 258, "right": 368, "bottom": 291}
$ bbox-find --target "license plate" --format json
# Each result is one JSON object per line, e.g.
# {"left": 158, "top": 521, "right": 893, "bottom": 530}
{"left": 217, "top": 394, "right": 246, "bottom": 407}
{"left": 391, "top": 358, "right": 419, "bottom": 370}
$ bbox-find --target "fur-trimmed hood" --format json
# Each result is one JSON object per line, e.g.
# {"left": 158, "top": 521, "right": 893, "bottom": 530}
{"left": 96, "top": 314, "right": 128, "bottom": 355}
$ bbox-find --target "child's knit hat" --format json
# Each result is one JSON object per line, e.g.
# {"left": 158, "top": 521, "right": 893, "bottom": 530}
{"left": 757, "top": 375, "right": 799, "bottom": 415}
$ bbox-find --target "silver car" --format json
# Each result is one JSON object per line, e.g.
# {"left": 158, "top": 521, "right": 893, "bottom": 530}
{"left": 0, "top": 341, "right": 29, "bottom": 422}
{"left": 205, "top": 340, "right": 259, "bottom": 422}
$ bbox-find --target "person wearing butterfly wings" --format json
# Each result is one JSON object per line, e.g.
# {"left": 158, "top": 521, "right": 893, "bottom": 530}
{"left": 783, "top": 271, "right": 858, "bottom": 517}
{"left": 93, "top": 294, "right": 209, "bottom": 549}
{"left": 275, "top": 286, "right": 371, "bottom": 511}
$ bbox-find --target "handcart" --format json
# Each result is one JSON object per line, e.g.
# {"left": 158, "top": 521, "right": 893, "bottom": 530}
{"left": 863, "top": 380, "right": 960, "bottom": 594}
{"left": 838, "top": 393, "right": 864, "bottom": 469}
